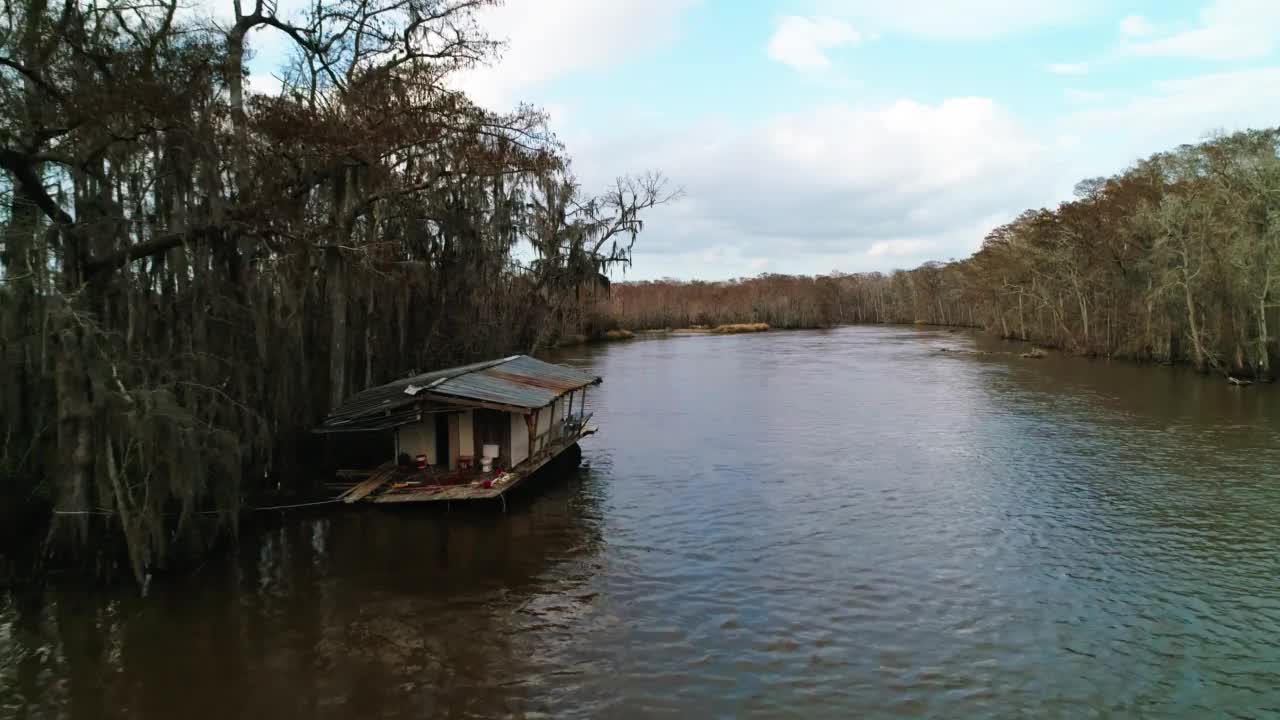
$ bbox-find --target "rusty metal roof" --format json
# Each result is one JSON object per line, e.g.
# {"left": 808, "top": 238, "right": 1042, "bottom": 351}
{"left": 316, "top": 355, "right": 600, "bottom": 432}
{"left": 427, "top": 355, "right": 601, "bottom": 410}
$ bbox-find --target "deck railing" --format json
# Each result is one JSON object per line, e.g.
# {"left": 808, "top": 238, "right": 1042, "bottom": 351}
{"left": 529, "top": 411, "right": 593, "bottom": 456}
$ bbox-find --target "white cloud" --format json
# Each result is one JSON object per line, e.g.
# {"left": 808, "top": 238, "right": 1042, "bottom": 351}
{"left": 188, "top": 0, "right": 696, "bottom": 101}
{"left": 766, "top": 16, "right": 862, "bottom": 71}
{"left": 1068, "top": 67, "right": 1280, "bottom": 136}
{"left": 1119, "top": 14, "right": 1155, "bottom": 37}
{"left": 810, "top": 0, "right": 1100, "bottom": 40}
{"left": 599, "top": 63, "right": 1280, "bottom": 280}
{"left": 866, "top": 239, "right": 935, "bottom": 257}
{"left": 1064, "top": 89, "right": 1106, "bottom": 104}
{"left": 1127, "top": 0, "right": 1280, "bottom": 60}
{"left": 187, "top": 0, "right": 313, "bottom": 91}
{"left": 574, "top": 97, "right": 1054, "bottom": 278}
{"left": 1047, "top": 62, "right": 1089, "bottom": 75}
{"left": 452, "top": 0, "right": 696, "bottom": 109}
{"left": 1060, "top": 67, "right": 1280, "bottom": 183}
{"left": 245, "top": 72, "right": 285, "bottom": 96}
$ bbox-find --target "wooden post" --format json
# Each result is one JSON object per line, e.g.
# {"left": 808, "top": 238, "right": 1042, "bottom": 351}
{"left": 525, "top": 412, "right": 536, "bottom": 458}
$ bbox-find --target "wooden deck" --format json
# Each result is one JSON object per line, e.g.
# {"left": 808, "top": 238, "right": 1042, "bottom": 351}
{"left": 343, "top": 426, "right": 596, "bottom": 505}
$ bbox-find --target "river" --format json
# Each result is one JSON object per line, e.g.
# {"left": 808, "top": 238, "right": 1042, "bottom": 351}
{"left": 3, "top": 327, "right": 1279, "bottom": 718}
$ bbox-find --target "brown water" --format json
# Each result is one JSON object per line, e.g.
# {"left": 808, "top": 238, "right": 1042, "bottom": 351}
{"left": 3, "top": 327, "right": 1280, "bottom": 719}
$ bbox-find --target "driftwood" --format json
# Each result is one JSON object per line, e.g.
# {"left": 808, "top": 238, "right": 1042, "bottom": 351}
{"left": 937, "top": 346, "right": 1047, "bottom": 359}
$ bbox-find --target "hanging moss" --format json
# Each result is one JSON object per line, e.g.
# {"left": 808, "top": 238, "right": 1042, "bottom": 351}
{"left": 0, "top": 0, "right": 669, "bottom": 584}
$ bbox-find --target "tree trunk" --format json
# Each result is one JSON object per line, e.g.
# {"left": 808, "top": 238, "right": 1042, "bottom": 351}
{"left": 1258, "top": 297, "right": 1270, "bottom": 376}
{"left": 226, "top": 25, "right": 250, "bottom": 197}
{"left": 104, "top": 438, "right": 145, "bottom": 584}
{"left": 1075, "top": 289, "right": 1090, "bottom": 350}
{"left": 1017, "top": 291, "right": 1027, "bottom": 340}
{"left": 327, "top": 250, "right": 347, "bottom": 409}
{"left": 3, "top": 190, "right": 40, "bottom": 454}
{"left": 1181, "top": 280, "right": 1206, "bottom": 371}
{"left": 54, "top": 238, "right": 95, "bottom": 540}
{"left": 364, "top": 292, "right": 374, "bottom": 389}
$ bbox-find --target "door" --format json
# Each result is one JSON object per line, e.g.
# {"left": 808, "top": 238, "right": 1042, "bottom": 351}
{"left": 434, "top": 413, "right": 450, "bottom": 467}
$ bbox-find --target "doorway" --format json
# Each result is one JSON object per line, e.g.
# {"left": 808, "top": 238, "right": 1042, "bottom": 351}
{"left": 434, "top": 413, "right": 450, "bottom": 467}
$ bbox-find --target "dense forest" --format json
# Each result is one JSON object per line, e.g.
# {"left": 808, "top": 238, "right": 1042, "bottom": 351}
{"left": 3, "top": 1, "right": 1275, "bottom": 586}
{"left": 605, "top": 129, "right": 1280, "bottom": 380}
{"left": 0, "top": 0, "right": 668, "bottom": 582}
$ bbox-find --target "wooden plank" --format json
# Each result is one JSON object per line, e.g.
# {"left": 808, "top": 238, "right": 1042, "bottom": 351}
{"left": 371, "top": 482, "right": 502, "bottom": 503}
{"left": 339, "top": 462, "right": 397, "bottom": 503}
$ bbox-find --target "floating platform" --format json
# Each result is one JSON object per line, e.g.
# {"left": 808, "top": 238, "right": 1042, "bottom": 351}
{"left": 336, "top": 426, "right": 595, "bottom": 505}
{"left": 318, "top": 355, "right": 602, "bottom": 506}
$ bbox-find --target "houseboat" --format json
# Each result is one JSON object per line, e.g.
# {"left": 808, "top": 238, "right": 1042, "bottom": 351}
{"left": 315, "top": 355, "right": 600, "bottom": 505}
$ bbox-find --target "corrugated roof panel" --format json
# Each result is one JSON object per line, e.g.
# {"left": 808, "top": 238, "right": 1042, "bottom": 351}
{"left": 314, "top": 408, "right": 422, "bottom": 433}
{"left": 317, "top": 355, "right": 599, "bottom": 430}
{"left": 429, "top": 372, "right": 557, "bottom": 408}
{"left": 428, "top": 356, "right": 600, "bottom": 409}
{"left": 321, "top": 356, "right": 516, "bottom": 428}
{"left": 499, "top": 355, "right": 602, "bottom": 387}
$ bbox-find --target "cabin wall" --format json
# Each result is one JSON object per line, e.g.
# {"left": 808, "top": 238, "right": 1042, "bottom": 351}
{"left": 532, "top": 402, "right": 570, "bottom": 455}
{"left": 458, "top": 411, "right": 474, "bottom": 461}
{"left": 394, "top": 396, "right": 579, "bottom": 473}
{"left": 396, "top": 420, "right": 436, "bottom": 464}
{"left": 510, "top": 412, "right": 530, "bottom": 466}
{"left": 473, "top": 409, "right": 512, "bottom": 469}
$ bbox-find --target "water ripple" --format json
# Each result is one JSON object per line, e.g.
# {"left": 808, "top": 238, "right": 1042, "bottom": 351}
{"left": 3, "top": 327, "right": 1279, "bottom": 719}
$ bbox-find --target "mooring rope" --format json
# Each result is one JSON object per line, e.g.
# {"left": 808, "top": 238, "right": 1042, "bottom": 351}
{"left": 52, "top": 498, "right": 340, "bottom": 517}
{"left": 241, "top": 499, "right": 340, "bottom": 512}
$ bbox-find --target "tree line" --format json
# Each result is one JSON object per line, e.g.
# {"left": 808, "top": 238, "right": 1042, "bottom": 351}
{"left": 0, "top": 0, "right": 668, "bottom": 583}
{"left": 602, "top": 130, "right": 1280, "bottom": 379}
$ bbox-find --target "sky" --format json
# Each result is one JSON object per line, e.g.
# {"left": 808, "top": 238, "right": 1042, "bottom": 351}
{"left": 234, "top": 0, "right": 1280, "bottom": 280}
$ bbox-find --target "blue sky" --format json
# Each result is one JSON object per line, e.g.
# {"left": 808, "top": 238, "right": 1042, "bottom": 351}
{"left": 240, "top": 0, "right": 1280, "bottom": 280}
